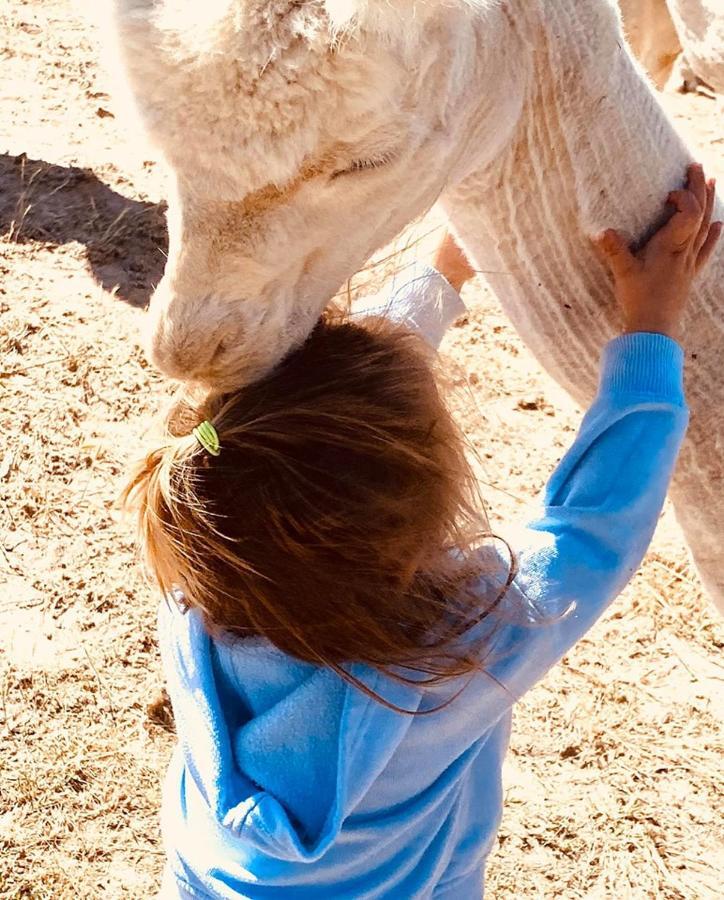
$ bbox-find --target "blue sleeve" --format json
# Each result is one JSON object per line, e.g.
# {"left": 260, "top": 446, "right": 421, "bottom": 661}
{"left": 480, "top": 332, "right": 688, "bottom": 701}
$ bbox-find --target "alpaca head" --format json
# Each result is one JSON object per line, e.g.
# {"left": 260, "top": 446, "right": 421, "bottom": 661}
{"left": 112, "top": 0, "right": 508, "bottom": 388}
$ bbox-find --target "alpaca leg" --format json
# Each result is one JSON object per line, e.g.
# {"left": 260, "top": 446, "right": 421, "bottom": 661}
{"left": 667, "top": 53, "right": 711, "bottom": 94}
{"left": 440, "top": 0, "right": 724, "bottom": 613}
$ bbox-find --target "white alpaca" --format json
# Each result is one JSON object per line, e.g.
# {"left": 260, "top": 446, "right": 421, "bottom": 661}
{"left": 110, "top": 0, "right": 724, "bottom": 614}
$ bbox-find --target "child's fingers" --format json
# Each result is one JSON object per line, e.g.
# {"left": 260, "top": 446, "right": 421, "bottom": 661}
{"left": 686, "top": 162, "right": 707, "bottom": 214}
{"left": 662, "top": 189, "right": 702, "bottom": 249}
{"left": 694, "top": 178, "right": 716, "bottom": 255}
{"left": 595, "top": 229, "right": 637, "bottom": 278}
{"left": 695, "top": 221, "right": 723, "bottom": 273}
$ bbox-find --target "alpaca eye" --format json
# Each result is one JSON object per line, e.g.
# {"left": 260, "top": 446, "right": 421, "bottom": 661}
{"left": 331, "top": 154, "right": 395, "bottom": 180}
{"left": 349, "top": 158, "right": 384, "bottom": 171}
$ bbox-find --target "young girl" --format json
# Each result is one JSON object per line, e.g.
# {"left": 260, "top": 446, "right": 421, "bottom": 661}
{"left": 126, "top": 165, "right": 719, "bottom": 900}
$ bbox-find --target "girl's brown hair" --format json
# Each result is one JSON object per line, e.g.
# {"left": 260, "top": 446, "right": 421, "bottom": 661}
{"left": 123, "top": 315, "right": 513, "bottom": 704}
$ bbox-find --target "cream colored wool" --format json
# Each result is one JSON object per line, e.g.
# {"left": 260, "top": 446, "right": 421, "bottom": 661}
{"left": 111, "top": 0, "right": 724, "bottom": 614}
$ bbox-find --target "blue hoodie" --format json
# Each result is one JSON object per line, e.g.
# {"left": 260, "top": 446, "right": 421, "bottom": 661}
{"left": 157, "top": 267, "right": 688, "bottom": 899}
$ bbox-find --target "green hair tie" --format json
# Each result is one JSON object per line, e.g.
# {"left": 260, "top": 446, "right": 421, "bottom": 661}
{"left": 192, "top": 420, "right": 221, "bottom": 457}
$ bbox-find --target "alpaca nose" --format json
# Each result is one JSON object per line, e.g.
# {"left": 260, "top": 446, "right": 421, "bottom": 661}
{"left": 142, "top": 278, "right": 223, "bottom": 380}
{"left": 144, "top": 306, "right": 224, "bottom": 382}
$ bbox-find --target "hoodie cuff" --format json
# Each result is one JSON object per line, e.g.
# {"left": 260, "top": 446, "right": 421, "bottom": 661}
{"left": 600, "top": 332, "right": 686, "bottom": 405}
{"left": 353, "top": 263, "right": 466, "bottom": 349}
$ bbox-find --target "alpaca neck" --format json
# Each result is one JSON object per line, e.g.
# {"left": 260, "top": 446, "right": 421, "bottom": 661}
{"left": 441, "top": 0, "right": 724, "bottom": 611}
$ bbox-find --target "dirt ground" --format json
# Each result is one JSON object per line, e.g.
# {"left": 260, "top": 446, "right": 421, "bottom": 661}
{"left": 1, "top": 2, "right": 722, "bottom": 898}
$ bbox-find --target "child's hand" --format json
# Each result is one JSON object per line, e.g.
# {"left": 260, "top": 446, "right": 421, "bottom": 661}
{"left": 433, "top": 231, "right": 475, "bottom": 293}
{"left": 595, "top": 163, "right": 722, "bottom": 340}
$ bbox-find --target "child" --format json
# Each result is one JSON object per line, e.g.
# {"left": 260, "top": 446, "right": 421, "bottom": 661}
{"left": 125, "top": 165, "right": 719, "bottom": 899}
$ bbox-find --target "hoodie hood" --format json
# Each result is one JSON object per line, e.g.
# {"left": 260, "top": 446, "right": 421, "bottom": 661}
{"left": 158, "top": 601, "right": 422, "bottom": 863}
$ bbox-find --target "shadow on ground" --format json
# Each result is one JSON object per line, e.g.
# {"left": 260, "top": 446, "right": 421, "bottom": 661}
{"left": 0, "top": 152, "right": 168, "bottom": 307}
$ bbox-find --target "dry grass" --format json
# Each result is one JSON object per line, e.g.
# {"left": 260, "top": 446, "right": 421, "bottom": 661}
{"left": 1, "top": 2, "right": 722, "bottom": 897}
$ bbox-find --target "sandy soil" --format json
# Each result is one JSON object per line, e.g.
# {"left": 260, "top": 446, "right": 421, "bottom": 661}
{"left": 1, "top": 2, "right": 722, "bottom": 898}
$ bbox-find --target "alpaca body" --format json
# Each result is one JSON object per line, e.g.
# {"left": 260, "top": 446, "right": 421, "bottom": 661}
{"left": 110, "top": 0, "right": 724, "bottom": 612}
